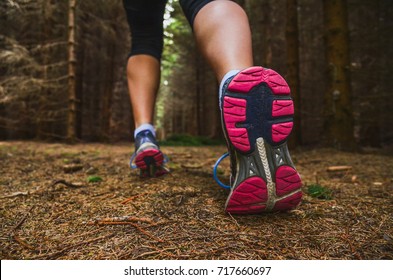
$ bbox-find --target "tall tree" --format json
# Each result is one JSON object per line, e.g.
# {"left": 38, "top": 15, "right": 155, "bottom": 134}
{"left": 286, "top": 0, "right": 301, "bottom": 146}
{"left": 245, "top": 0, "right": 272, "bottom": 66}
{"left": 323, "top": 0, "right": 356, "bottom": 149}
{"left": 67, "top": 0, "right": 77, "bottom": 141}
{"left": 36, "top": 0, "right": 51, "bottom": 139}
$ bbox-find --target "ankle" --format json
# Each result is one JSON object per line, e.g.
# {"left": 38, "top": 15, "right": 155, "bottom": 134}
{"left": 134, "top": 123, "right": 156, "bottom": 138}
{"left": 219, "top": 69, "right": 240, "bottom": 108}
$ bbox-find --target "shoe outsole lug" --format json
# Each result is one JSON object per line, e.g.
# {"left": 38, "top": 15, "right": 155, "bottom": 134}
{"left": 226, "top": 177, "right": 268, "bottom": 214}
{"left": 272, "top": 122, "right": 294, "bottom": 143}
{"left": 135, "top": 148, "right": 167, "bottom": 177}
{"left": 223, "top": 96, "right": 250, "bottom": 152}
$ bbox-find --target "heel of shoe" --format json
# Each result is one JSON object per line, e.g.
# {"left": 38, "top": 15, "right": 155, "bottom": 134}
{"left": 225, "top": 176, "right": 268, "bottom": 214}
{"left": 135, "top": 149, "right": 167, "bottom": 177}
{"left": 272, "top": 166, "right": 302, "bottom": 211}
{"left": 221, "top": 66, "right": 302, "bottom": 213}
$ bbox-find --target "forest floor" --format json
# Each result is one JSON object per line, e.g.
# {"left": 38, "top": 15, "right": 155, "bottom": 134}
{"left": 0, "top": 141, "right": 392, "bottom": 260}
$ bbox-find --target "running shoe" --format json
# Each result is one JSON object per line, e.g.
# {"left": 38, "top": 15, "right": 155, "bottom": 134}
{"left": 130, "top": 130, "right": 169, "bottom": 177}
{"left": 214, "top": 66, "right": 302, "bottom": 214}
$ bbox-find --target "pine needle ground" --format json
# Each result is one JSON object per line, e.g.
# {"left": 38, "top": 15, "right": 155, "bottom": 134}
{"left": 0, "top": 141, "right": 392, "bottom": 260}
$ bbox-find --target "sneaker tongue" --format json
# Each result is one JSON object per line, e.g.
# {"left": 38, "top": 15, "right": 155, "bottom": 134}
{"left": 136, "top": 130, "right": 154, "bottom": 142}
{"left": 137, "top": 129, "right": 152, "bottom": 137}
{"left": 136, "top": 130, "right": 158, "bottom": 148}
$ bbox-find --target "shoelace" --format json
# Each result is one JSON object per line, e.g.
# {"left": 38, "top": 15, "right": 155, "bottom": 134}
{"left": 129, "top": 152, "right": 169, "bottom": 169}
{"left": 213, "top": 152, "right": 231, "bottom": 190}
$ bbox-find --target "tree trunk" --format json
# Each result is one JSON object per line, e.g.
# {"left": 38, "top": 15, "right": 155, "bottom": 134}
{"left": 262, "top": 0, "right": 272, "bottom": 67}
{"left": 67, "top": 0, "right": 77, "bottom": 142}
{"left": 323, "top": 0, "right": 356, "bottom": 150}
{"left": 76, "top": 34, "right": 84, "bottom": 140}
{"left": 101, "top": 41, "right": 115, "bottom": 141}
{"left": 286, "top": 0, "right": 301, "bottom": 146}
{"left": 37, "top": 0, "right": 51, "bottom": 139}
{"left": 246, "top": 0, "right": 272, "bottom": 66}
{"left": 378, "top": 0, "right": 393, "bottom": 146}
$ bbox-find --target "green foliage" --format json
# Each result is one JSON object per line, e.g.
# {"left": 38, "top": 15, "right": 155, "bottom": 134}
{"left": 160, "top": 134, "right": 224, "bottom": 146}
{"left": 307, "top": 184, "right": 333, "bottom": 200}
{"left": 87, "top": 175, "right": 103, "bottom": 183}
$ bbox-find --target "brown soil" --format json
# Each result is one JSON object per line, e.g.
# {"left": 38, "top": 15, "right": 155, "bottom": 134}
{"left": 0, "top": 141, "right": 392, "bottom": 260}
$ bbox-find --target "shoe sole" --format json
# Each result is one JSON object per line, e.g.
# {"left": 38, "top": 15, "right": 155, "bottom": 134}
{"left": 221, "top": 66, "right": 302, "bottom": 214}
{"left": 135, "top": 148, "right": 167, "bottom": 177}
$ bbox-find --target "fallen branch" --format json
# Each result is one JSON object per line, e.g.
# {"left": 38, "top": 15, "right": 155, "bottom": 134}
{"left": 32, "top": 233, "right": 115, "bottom": 260}
{"left": 181, "top": 163, "right": 203, "bottom": 169}
{"left": 10, "top": 206, "right": 34, "bottom": 233}
{"left": 143, "top": 221, "right": 172, "bottom": 229}
{"left": 1, "top": 180, "right": 84, "bottom": 200}
{"left": 63, "top": 164, "right": 83, "bottom": 173}
{"left": 1, "top": 191, "right": 29, "bottom": 199}
{"left": 12, "top": 235, "right": 35, "bottom": 251}
{"left": 9, "top": 206, "right": 35, "bottom": 251}
{"left": 120, "top": 192, "right": 151, "bottom": 204}
{"left": 51, "top": 180, "right": 85, "bottom": 188}
{"left": 110, "top": 222, "right": 162, "bottom": 243}
{"left": 327, "top": 166, "right": 352, "bottom": 172}
{"left": 88, "top": 216, "right": 154, "bottom": 224}
{"left": 89, "top": 218, "right": 163, "bottom": 243}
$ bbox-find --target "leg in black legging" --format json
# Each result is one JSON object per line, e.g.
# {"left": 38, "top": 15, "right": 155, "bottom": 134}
{"left": 123, "top": 0, "right": 167, "bottom": 128}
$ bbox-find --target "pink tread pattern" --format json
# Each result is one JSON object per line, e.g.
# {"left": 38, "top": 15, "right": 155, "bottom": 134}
{"left": 272, "top": 122, "right": 293, "bottom": 143}
{"left": 226, "top": 177, "right": 267, "bottom": 214}
{"left": 275, "top": 166, "right": 302, "bottom": 196}
{"left": 135, "top": 149, "right": 163, "bottom": 169}
{"left": 223, "top": 96, "right": 250, "bottom": 152}
{"left": 273, "top": 192, "right": 302, "bottom": 211}
{"left": 228, "top": 66, "right": 290, "bottom": 95}
{"left": 272, "top": 100, "right": 294, "bottom": 117}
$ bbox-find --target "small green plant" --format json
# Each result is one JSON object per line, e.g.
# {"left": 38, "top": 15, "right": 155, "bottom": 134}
{"left": 307, "top": 184, "right": 333, "bottom": 200}
{"left": 87, "top": 176, "right": 103, "bottom": 183}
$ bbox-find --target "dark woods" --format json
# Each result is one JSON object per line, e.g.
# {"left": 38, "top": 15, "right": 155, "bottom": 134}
{"left": 0, "top": 0, "right": 131, "bottom": 142}
{"left": 0, "top": 0, "right": 392, "bottom": 150}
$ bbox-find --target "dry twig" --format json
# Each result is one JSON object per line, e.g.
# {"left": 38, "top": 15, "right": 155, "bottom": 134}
{"left": 89, "top": 216, "right": 154, "bottom": 224}
{"left": 32, "top": 233, "right": 115, "bottom": 260}
{"left": 120, "top": 192, "right": 151, "bottom": 204}
{"left": 1, "top": 191, "right": 29, "bottom": 199}
{"left": 12, "top": 235, "right": 35, "bottom": 251}
{"left": 51, "top": 179, "right": 85, "bottom": 188}
{"left": 10, "top": 206, "right": 34, "bottom": 234}
{"left": 327, "top": 166, "right": 352, "bottom": 172}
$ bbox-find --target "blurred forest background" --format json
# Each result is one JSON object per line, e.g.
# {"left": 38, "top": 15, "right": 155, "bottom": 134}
{"left": 0, "top": 0, "right": 392, "bottom": 150}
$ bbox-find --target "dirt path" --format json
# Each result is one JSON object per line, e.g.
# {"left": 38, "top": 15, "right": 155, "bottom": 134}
{"left": 0, "top": 141, "right": 392, "bottom": 259}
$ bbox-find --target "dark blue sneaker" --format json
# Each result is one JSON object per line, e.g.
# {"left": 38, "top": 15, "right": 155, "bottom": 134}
{"left": 130, "top": 130, "right": 169, "bottom": 177}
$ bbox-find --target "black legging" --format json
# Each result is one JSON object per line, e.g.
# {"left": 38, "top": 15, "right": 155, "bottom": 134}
{"left": 123, "top": 0, "right": 214, "bottom": 60}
